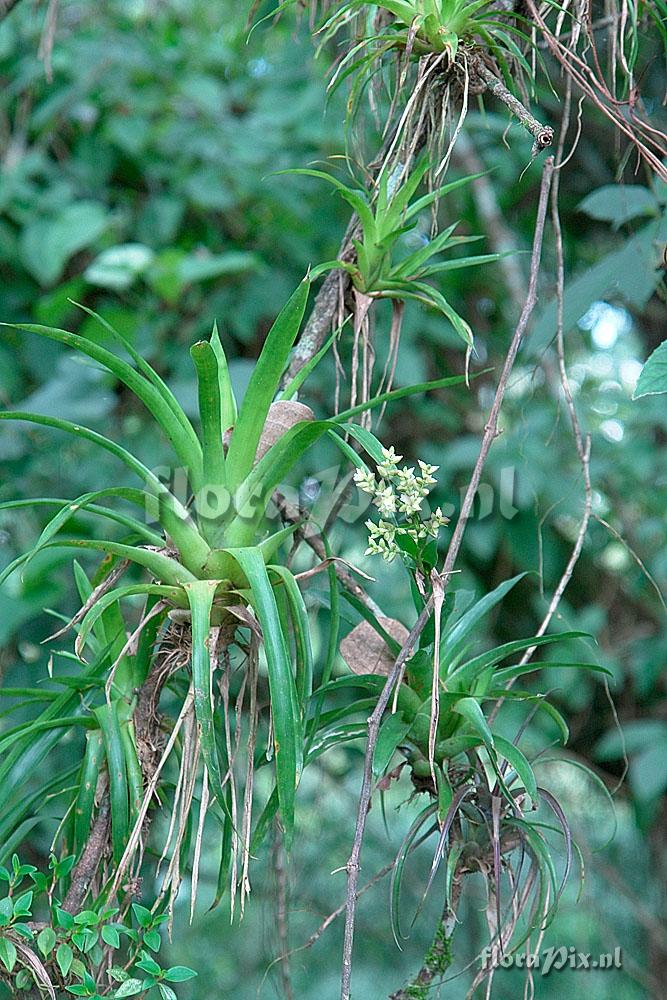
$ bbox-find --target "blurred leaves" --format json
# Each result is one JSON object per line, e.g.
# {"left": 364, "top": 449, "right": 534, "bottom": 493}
{"left": 634, "top": 340, "right": 667, "bottom": 398}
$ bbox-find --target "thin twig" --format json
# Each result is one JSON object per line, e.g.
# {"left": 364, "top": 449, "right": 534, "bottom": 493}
{"left": 274, "top": 490, "right": 384, "bottom": 615}
{"left": 489, "top": 84, "right": 593, "bottom": 722}
{"left": 440, "top": 157, "right": 555, "bottom": 582}
{"left": 339, "top": 157, "right": 555, "bottom": 1000}
{"left": 525, "top": 0, "right": 667, "bottom": 181}
{"left": 259, "top": 859, "right": 396, "bottom": 998}
{"left": 473, "top": 57, "right": 554, "bottom": 153}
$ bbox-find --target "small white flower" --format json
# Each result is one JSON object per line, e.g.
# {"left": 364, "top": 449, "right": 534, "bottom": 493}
{"left": 377, "top": 519, "right": 397, "bottom": 541}
{"left": 395, "top": 467, "right": 418, "bottom": 493}
{"left": 377, "top": 446, "right": 402, "bottom": 478}
{"left": 373, "top": 485, "right": 397, "bottom": 517}
{"left": 418, "top": 460, "right": 439, "bottom": 480}
{"left": 398, "top": 491, "right": 423, "bottom": 516}
{"left": 425, "top": 506, "right": 450, "bottom": 536}
{"left": 353, "top": 467, "right": 378, "bottom": 495}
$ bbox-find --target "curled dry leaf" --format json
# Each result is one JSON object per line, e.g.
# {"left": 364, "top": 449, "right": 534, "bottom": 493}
{"left": 340, "top": 617, "right": 409, "bottom": 676}
{"left": 255, "top": 400, "right": 314, "bottom": 463}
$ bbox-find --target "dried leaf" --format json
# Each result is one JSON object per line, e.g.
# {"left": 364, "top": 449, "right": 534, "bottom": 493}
{"left": 255, "top": 401, "right": 314, "bottom": 463}
{"left": 340, "top": 617, "right": 408, "bottom": 676}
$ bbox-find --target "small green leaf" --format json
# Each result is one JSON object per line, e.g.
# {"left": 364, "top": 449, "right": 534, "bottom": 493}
{"left": 13, "top": 891, "right": 32, "bottom": 916}
{"left": 164, "top": 966, "right": 198, "bottom": 982}
{"left": 73, "top": 910, "right": 99, "bottom": 926}
{"left": 0, "top": 937, "right": 17, "bottom": 973}
{"left": 55, "top": 906, "right": 75, "bottom": 931}
{"left": 143, "top": 929, "right": 161, "bottom": 952}
{"left": 634, "top": 340, "right": 667, "bottom": 398}
{"left": 135, "top": 956, "right": 161, "bottom": 976}
{"left": 113, "top": 979, "right": 144, "bottom": 997}
{"left": 158, "top": 985, "right": 178, "bottom": 1000}
{"left": 57, "top": 942, "right": 73, "bottom": 977}
{"left": 0, "top": 898, "right": 12, "bottom": 927}
{"left": 37, "top": 926, "right": 56, "bottom": 957}
{"left": 131, "top": 903, "right": 152, "bottom": 929}
{"left": 102, "top": 925, "right": 121, "bottom": 949}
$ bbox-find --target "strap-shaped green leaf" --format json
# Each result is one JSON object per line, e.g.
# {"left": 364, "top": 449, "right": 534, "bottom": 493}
{"left": 94, "top": 702, "right": 129, "bottom": 864}
{"left": 268, "top": 565, "right": 314, "bottom": 704}
{"left": 225, "top": 278, "right": 310, "bottom": 492}
{"left": 0, "top": 412, "right": 210, "bottom": 575}
{"left": 0, "top": 715, "right": 94, "bottom": 755}
{"left": 493, "top": 660, "right": 612, "bottom": 684}
{"left": 441, "top": 574, "right": 528, "bottom": 666}
{"left": 210, "top": 321, "right": 237, "bottom": 429}
{"left": 74, "top": 732, "right": 105, "bottom": 856}
{"left": 76, "top": 584, "right": 185, "bottom": 661}
{"left": 25, "top": 539, "right": 196, "bottom": 588}
{"left": 492, "top": 734, "right": 538, "bottom": 808}
{"left": 449, "top": 631, "right": 592, "bottom": 688}
{"left": 332, "top": 372, "right": 473, "bottom": 423}
{"left": 183, "top": 580, "right": 228, "bottom": 817}
{"left": 1, "top": 322, "right": 203, "bottom": 488}
{"left": 226, "top": 419, "right": 333, "bottom": 546}
{"left": 452, "top": 696, "right": 495, "bottom": 748}
{"left": 0, "top": 493, "right": 163, "bottom": 548}
{"left": 226, "top": 548, "right": 303, "bottom": 847}
{"left": 190, "top": 340, "right": 226, "bottom": 491}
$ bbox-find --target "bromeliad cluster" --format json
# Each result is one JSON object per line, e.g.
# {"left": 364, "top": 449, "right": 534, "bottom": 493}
{"left": 354, "top": 446, "right": 449, "bottom": 561}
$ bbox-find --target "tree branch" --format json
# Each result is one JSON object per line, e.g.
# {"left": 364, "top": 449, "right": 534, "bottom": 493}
{"left": 473, "top": 57, "right": 554, "bottom": 153}
{"left": 62, "top": 801, "right": 110, "bottom": 913}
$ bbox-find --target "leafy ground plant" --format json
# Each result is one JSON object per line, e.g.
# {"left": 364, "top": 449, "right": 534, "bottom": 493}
{"left": 0, "top": 853, "right": 196, "bottom": 999}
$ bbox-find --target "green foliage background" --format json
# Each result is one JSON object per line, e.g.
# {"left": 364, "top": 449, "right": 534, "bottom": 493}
{"left": 0, "top": 1, "right": 665, "bottom": 997}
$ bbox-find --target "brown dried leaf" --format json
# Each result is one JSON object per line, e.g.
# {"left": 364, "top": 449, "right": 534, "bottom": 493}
{"left": 255, "top": 400, "right": 314, "bottom": 463}
{"left": 340, "top": 617, "right": 409, "bottom": 676}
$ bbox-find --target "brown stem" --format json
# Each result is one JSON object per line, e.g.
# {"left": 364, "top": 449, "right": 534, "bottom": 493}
{"left": 62, "top": 801, "right": 111, "bottom": 913}
{"left": 473, "top": 57, "right": 554, "bottom": 152}
{"left": 273, "top": 823, "right": 294, "bottom": 1000}
{"left": 489, "top": 84, "right": 592, "bottom": 722}
{"left": 339, "top": 157, "right": 554, "bottom": 1000}
{"left": 62, "top": 632, "right": 176, "bottom": 913}
{"left": 274, "top": 490, "right": 383, "bottom": 615}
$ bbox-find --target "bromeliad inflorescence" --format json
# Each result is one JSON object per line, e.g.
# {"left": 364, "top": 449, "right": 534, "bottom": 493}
{"left": 354, "top": 446, "right": 449, "bottom": 562}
